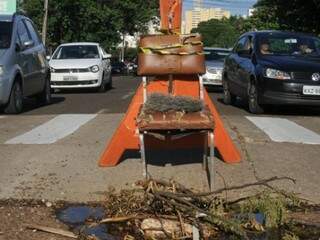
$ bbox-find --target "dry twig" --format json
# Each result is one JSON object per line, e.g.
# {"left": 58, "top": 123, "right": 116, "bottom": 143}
{"left": 25, "top": 224, "right": 78, "bottom": 238}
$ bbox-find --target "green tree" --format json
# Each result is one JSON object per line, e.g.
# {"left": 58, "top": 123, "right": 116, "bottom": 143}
{"left": 21, "top": 0, "right": 158, "bottom": 50}
{"left": 251, "top": 0, "right": 320, "bottom": 34}
{"left": 191, "top": 17, "right": 248, "bottom": 48}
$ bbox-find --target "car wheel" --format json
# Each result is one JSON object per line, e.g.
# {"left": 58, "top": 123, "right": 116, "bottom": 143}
{"left": 222, "top": 78, "right": 236, "bottom": 105}
{"left": 248, "top": 82, "right": 264, "bottom": 114}
{"left": 37, "top": 75, "right": 52, "bottom": 105}
{"left": 106, "top": 74, "right": 112, "bottom": 89}
{"left": 4, "top": 81, "right": 23, "bottom": 114}
{"left": 98, "top": 73, "right": 107, "bottom": 93}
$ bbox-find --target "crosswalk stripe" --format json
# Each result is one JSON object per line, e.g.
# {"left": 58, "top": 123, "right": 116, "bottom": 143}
{"left": 121, "top": 91, "right": 135, "bottom": 100}
{"left": 5, "top": 114, "right": 97, "bottom": 144}
{"left": 246, "top": 117, "right": 320, "bottom": 145}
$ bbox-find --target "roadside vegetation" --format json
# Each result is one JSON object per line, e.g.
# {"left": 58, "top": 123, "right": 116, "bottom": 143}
{"left": 192, "top": 0, "right": 320, "bottom": 48}
{"left": 18, "top": 0, "right": 158, "bottom": 50}
{"left": 18, "top": 0, "right": 320, "bottom": 51}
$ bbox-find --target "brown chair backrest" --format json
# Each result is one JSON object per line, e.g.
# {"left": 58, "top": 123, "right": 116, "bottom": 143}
{"left": 138, "top": 34, "right": 206, "bottom": 76}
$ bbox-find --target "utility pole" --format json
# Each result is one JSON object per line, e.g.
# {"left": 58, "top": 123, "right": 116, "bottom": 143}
{"left": 121, "top": 33, "right": 125, "bottom": 62}
{"left": 42, "top": 0, "right": 49, "bottom": 46}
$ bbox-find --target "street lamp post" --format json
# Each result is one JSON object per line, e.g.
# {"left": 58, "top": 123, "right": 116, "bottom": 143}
{"left": 42, "top": 0, "right": 49, "bottom": 46}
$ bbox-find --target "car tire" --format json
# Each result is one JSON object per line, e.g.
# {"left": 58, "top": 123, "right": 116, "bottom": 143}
{"left": 106, "top": 74, "right": 112, "bottom": 89}
{"left": 4, "top": 81, "right": 23, "bottom": 114}
{"left": 248, "top": 82, "right": 264, "bottom": 114}
{"left": 37, "top": 75, "right": 52, "bottom": 105}
{"left": 223, "top": 78, "right": 236, "bottom": 105}
{"left": 98, "top": 73, "right": 107, "bottom": 93}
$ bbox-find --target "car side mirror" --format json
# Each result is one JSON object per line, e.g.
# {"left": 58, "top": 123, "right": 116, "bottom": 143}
{"left": 102, "top": 53, "right": 112, "bottom": 60}
{"left": 23, "top": 40, "right": 35, "bottom": 49}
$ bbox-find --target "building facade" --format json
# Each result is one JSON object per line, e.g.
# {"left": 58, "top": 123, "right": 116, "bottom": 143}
{"left": 184, "top": 7, "right": 231, "bottom": 34}
{"left": 248, "top": 8, "right": 255, "bottom": 17}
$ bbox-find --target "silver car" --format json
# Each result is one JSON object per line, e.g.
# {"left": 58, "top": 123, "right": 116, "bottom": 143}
{"left": 203, "top": 47, "right": 231, "bottom": 86}
{"left": 0, "top": 14, "right": 50, "bottom": 114}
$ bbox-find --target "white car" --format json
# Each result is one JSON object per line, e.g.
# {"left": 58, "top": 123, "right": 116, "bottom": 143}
{"left": 203, "top": 47, "right": 231, "bottom": 86}
{"left": 49, "top": 42, "right": 112, "bottom": 92}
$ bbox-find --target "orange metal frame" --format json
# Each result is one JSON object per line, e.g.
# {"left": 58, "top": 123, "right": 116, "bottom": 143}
{"left": 160, "top": 0, "right": 182, "bottom": 32}
{"left": 99, "top": 0, "right": 241, "bottom": 167}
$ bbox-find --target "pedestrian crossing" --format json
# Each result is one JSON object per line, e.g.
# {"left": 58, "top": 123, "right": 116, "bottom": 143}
{"left": 5, "top": 114, "right": 97, "bottom": 144}
{"left": 247, "top": 117, "right": 320, "bottom": 145}
{"left": 1, "top": 114, "right": 320, "bottom": 145}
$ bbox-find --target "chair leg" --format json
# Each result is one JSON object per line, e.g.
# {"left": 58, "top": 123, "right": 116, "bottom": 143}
{"left": 139, "top": 132, "right": 147, "bottom": 178}
{"left": 142, "top": 76, "right": 147, "bottom": 104}
{"left": 203, "top": 132, "right": 208, "bottom": 170}
{"left": 209, "top": 131, "right": 215, "bottom": 191}
{"left": 199, "top": 75, "right": 204, "bottom": 101}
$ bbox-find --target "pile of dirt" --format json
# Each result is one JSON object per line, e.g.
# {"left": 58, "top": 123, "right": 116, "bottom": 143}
{"left": 0, "top": 199, "right": 70, "bottom": 240}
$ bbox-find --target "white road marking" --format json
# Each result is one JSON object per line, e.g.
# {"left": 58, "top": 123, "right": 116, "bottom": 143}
{"left": 6, "top": 114, "right": 97, "bottom": 144}
{"left": 121, "top": 91, "right": 135, "bottom": 100}
{"left": 0, "top": 116, "right": 6, "bottom": 119}
{"left": 246, "top": 117, "right": 320, "bottom": 145}
{"left": 96, "top": 109, "right": 110, "bottom": 114}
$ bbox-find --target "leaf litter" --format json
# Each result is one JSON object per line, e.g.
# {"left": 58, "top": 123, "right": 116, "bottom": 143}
{"left": 7, "top": 177, "right": 320, "bottom": 240}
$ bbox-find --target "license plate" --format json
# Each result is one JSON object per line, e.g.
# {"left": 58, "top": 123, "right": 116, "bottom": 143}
{"left": 303, "top": 86, "right": 320, "bottom": 95}
{"left": 63, "top": 76, "right": 78, "bottom": 81}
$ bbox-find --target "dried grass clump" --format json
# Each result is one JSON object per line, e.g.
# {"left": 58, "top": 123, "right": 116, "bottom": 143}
{"left": 143, "top": 93, "right": 203, "bottom": 113}
{"left": 240, "top": 190, "right": 300, "bottom": 228}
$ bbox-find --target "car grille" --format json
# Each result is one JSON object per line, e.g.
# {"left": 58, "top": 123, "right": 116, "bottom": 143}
{"left": 292, "top": 72, "right": 313, "bottom": 80}
{"left": 54, "top": 68, "right": 89, "bottom": 73}
{"left": 51, "top": 80, "right": 98, "bottom": 86}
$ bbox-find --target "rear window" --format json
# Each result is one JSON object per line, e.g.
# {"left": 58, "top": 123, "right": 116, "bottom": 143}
{"left": 0, "top": 21, "right": 13, "bottom": 49}
{"left": 52, "top": 45, "right": 100, "bottom": 59}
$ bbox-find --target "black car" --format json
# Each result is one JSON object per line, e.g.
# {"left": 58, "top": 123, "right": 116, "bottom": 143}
{"left": 223, "top": 31, "right": 320, "bottom": 113}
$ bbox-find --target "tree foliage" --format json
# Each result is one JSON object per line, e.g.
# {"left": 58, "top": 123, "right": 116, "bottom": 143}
{"left": 191, "top": 0, "right": 320, "bottom": 48}
{"left": 21, "top": 0, "right": 158, "bottom": 49}
{"left": 191, "top": 17, "right": 250, "bottom": 48}
{"left": 251, "top": 0, "right": 320, "bottom": 34}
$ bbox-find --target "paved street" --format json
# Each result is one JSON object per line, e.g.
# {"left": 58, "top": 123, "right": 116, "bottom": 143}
{"left": 0, "top": 76, "right": 320, "bottom": 203}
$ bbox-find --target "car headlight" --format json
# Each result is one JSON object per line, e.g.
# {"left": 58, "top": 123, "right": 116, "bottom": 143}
{"left": 0, "top": 65, "right": 4, "bottom": 76}
{"left": 264, "top": 68, "right": 291, "bottom": 80}
{"left": 90, "top": 65, "right": 99, "bottom": 73}
{"left": 207, "top": 67, "right": 222, "bottom": 75}
{"left": 207, "top": 68, "right": 222, "bottom": 74}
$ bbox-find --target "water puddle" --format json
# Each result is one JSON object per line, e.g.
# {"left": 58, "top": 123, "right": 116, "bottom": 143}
{"left": 57, "top": 205, "right": 105, "bottom": 225}
{"left": 56, "top": 205, "right": 118, "bottom": 240}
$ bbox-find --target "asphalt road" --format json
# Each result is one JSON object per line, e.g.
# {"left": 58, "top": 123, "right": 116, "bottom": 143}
{"left": 21, "top": 75, "right": 140, "bottom": 115}
{"left": 0, "top": 75, "right": 320, "bottom": 202}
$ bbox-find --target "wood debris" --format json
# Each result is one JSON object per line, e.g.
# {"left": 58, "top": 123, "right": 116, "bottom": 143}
{"left": 25, "top": 224, "right": 78, "bottom": 238}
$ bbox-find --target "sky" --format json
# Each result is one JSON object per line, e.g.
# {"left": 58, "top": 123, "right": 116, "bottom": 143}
{"left": 183, "top": 0, "right": 258, "bottom": 16}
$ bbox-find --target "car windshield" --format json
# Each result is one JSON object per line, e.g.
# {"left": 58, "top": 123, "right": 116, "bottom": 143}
{"left": 205, "top": 49, "right": 230, "bottom": 61}
{"left": 53, "top": 45, "right": 100, "bottom": 59}
{"left": 259, "top": 34, "right": 320, "bottom": 57}
{"left": 0, "top": 21, "right": 13, "bottom": 49}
